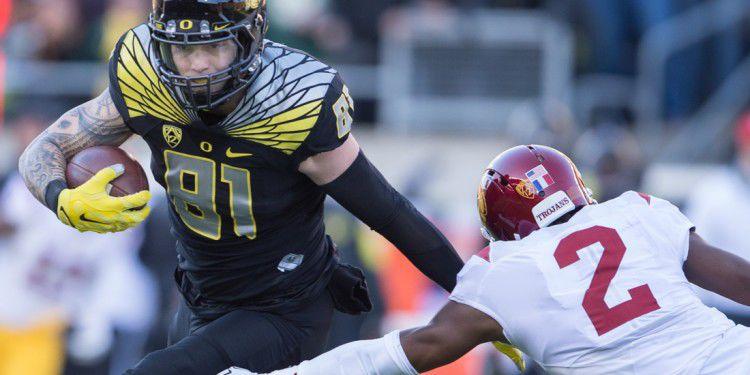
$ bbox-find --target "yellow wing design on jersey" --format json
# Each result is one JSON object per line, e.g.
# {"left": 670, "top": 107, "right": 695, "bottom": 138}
{"left": 116, "top": 30, "right": 191, "bottom": 125}
{"left": 226, "top": 99, "right": 323, "bottom": 154}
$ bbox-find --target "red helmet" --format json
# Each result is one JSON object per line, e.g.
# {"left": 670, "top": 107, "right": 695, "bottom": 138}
{"left": 477, "top": 145, "right": 594, "bottom": 241}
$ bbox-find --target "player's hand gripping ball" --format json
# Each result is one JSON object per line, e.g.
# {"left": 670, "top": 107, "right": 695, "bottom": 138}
{"left": 58, "top": 146, "right": 151, "bottom": 233}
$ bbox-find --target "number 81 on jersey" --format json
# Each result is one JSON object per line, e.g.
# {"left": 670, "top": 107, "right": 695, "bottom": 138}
{"left": 164, "top": 150, "right": 256, "bottom": 240}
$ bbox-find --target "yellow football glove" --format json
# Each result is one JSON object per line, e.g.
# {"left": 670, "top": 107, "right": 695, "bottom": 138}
{"left": 57, "top": 164, "right": 151, "bottom": 233}
{"left": 493, "top": 341, "right": 526, "bottom": 372}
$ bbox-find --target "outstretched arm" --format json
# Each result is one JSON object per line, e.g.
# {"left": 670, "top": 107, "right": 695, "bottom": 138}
{"left": 401, "top": 301, "right": 505, "bottom": 372}
{"left": 299, "top": 135, "right": 464, "bottom": 291}
{"left": 684, "top": 232, "right": 750, "bottom": 306}
{"left": 18, "top": 88, "right": 132, "bottom": 208}
{"left": 236, "top": 301, "right": 503, "bottom": 375}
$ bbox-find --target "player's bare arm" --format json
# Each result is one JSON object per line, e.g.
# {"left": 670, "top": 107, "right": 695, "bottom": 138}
{"left": 684, "top": 232, "right": 750, "bottom": 306}
{"left": 400, "top": 301, "right": 505, "bottom": 372}
{"left": 298, "top": 135, "right": 360, "bottom": 185}
{"left": 222, "top": 301, "right": 504, "bottom": 375}
{"left": 18, "top": 88, "right": 132, "bottom": 205}
{"left": 18, "top": 89, "right": 148, "bottom": 234}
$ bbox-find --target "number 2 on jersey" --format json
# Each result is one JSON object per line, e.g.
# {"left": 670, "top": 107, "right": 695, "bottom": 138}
{"left": 554, "top": 226, "right": 660, "bottom": 336}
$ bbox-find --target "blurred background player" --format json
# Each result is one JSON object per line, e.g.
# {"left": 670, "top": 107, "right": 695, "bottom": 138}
{"left": 228, "top": 144, "right": 750, "bottom": 375}
{"left": 0, "top": 113, "right": 155, "bottom": 375}
{"left": 16, "top": 0, "right": 464, "bottom": 374}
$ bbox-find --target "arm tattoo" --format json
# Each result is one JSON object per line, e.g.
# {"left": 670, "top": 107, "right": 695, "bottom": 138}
{"left": 18, "top": 88, "right": 133, "bottom": 205}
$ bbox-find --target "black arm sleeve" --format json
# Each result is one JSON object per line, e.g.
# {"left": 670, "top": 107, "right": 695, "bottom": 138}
{"left": 322, "top": 151, "right": 464, "bottom": 291}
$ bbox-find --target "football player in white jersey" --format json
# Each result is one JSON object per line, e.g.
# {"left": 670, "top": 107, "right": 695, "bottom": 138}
{"left": 222, "top": 144, "right": 750, "bottom": 375}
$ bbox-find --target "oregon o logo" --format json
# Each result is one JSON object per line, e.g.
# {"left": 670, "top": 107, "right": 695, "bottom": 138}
{"left": 179, "top": 20, "right": 193, "bottom": 30}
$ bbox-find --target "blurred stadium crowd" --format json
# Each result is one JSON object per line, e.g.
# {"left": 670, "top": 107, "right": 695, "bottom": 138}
{"left": 1, "top": 0, "right": 750, "bottom": 374}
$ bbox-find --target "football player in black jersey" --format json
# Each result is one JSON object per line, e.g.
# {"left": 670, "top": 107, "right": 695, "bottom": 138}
{"left": 18, "top": 1, "right": 464, "bottom": 374}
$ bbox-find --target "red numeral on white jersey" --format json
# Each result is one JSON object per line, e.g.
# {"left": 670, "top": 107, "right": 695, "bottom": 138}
{"left": 554, "top": 226, "right": 660, "bottom": 335}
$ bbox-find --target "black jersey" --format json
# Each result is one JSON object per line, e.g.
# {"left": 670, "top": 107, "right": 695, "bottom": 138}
{"left": 108, "top": 25, "right": 355, "bottom": 312}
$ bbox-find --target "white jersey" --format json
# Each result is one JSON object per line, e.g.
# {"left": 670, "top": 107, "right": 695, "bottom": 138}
{"left": 450, "top": 191, "right": 750, "bottom": 374}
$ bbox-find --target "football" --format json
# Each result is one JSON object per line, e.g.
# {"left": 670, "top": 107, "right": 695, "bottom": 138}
{"left": 66, "top": 146, "right": 149, "bottom": 196}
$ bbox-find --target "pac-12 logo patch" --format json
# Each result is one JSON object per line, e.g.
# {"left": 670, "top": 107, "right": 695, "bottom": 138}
{"left": 163, "top": 125, "right": 183, "bottom": 148}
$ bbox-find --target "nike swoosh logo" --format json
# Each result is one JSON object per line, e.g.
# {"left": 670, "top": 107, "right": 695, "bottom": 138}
{"left": 226, "top": 148, "right": 253, "bottom": 158}
{"left": 79, "top": 213, "right": 105, "bottom": 224}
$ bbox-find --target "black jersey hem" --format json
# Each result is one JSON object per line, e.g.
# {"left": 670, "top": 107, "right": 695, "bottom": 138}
{"left": 175, "top": 239, "right": 339, "bottom": 320}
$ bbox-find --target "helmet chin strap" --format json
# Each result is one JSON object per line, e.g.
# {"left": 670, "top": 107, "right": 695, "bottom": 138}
{"left": 201, "top": 90, "right": 245, "bottom": 115}
{"left": 198, "top": 83, "right": 231, "bottom": 108}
